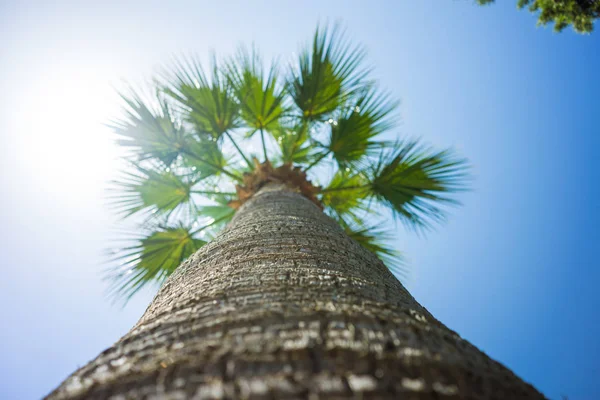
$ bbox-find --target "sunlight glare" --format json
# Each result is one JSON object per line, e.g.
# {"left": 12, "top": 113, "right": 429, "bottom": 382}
{"left": 14, "top": 65, "right": 122, "bottom": 206}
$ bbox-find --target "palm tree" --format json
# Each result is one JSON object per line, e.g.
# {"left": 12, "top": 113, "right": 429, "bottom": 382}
{"left": 48, "top": 26, "right": 544, "bottom": 399}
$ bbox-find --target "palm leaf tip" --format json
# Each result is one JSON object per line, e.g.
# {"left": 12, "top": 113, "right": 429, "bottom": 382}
{"left": 369, "top": 140, "right": 470, "bottom": 231}
{"left": 192, "top": 205, "right": 236, "bottom": 233}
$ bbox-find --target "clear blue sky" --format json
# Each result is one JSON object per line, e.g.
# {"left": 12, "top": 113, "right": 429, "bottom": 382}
{"left": 1, "top": 1, "right": 598, "bottom": 398}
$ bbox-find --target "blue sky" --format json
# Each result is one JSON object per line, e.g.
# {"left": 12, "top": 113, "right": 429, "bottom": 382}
{"left": 1, "top": 1, "right": 598, "bottom": 398}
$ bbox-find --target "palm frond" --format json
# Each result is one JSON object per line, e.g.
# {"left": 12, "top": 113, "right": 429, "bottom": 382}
{"left": 163, "top": 55, "right": 240, "bottom": 138}
{"left": 342, "top": 220, "right": 407, "bottom": 279}
{"left": 105, "top": 224, "right": 206, "bottom": 300}
{"left": 181, "top": 137, "right": 229, "bottom": 179}
{"left": 226, "top": 47, "right": 287, "bottom": 133}
{"left": 193, "top": 205, "right": 235, "bottom": 232}
{"left": 288, "top": 23, "right": 369, "bottom": 121}
{"left": 109, "top": 89, "right": 188, "bottom": 166}
{"left": 321, "top": 169, "right": 369, "bottom": 224}
{"left": 369, "top": 140, "right": 470, "bottom": 231}
{"left": 271, "top": 121, "right": 318, "bottom": 164}
{"left": 108, "top": 164, "right": 195, "bottom": 219}
{"left": 326, "top": 86, "right": 398, "bottom": 167}
{"left": 105, "top": 204, "right": 235, "bottom": 300}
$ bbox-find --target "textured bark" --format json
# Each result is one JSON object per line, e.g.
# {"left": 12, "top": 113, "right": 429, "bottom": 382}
{"left": 48, "top": 184, "right": 544, "bottom": 399}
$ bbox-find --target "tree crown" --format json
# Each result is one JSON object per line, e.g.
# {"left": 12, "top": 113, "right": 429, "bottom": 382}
{"left": 107, "top": 25, "right": 470, "bottom": 300}
{"left": 478, "top": 0, "right": 599, "bottom": 33}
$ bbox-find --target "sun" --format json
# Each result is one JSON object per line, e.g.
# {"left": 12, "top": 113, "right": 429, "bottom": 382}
{"left": 13, "top": 63, "right": 123, "bottom": 206}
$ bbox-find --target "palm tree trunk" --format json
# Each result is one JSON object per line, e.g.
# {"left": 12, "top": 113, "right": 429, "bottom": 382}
{"left": 48, "top": 183, "right": 544, "bottom": 399}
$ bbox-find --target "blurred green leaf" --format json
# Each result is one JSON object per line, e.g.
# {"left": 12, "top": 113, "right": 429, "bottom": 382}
{"left": 109, "top": 90, "right": 188, "bottom": 166}
{"left": 271, "top": 121, "right": 316, "bottom": 164}
{"left": 227, "top": 47, "right": 287, "bottom": 133}
{"left": 321, "top": 169, "right": 369, "bottom": 223}
{"left": 326, "top": 87, "right": 397, "bottom": 166}
{"left": 109, "top": 165, "right": 194, "bottom": 218}
{"left": 182, "top": 137, "right": 228, "bottom": 179}
{"left": 164, "top": 56, "right": 240, "bottom": 138}
{"left": 194, "top": 205, "right": 235, "bottom": 230}
{"left": 106, "top": 224, "right": 206, "bottom": 299}
{"left": 288, "top": 24, "right": 369, "bottom": 121}
{"left": 343, "top": 222, "right": 407, "bottom": 279}
{"left": 369, "top": 140, "right": 470, "bottom": 231}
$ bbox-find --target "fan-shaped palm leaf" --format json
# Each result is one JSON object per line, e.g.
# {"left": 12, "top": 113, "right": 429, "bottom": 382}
{"left": 109, "top": 90, "right": 188, "bottom": 166}
{"left": 164, "top": 56, "right": 240, "bottom": 138}
{"left": 227, "top": 48, "right": 287, "bottom": 133}
{"left": 271, "top": 121, "right": 317, "bottom": 164}
{"left": 105, "top": 224, "right": 206, "bottom": 299}
{"left": 321, "top": 169, "right": 369, "bottom": 224}
{"left": 288, "top": 24, "right": 369, "bottom": 121}
{"left": 109, "top": 164, "right": 195, "bottom": 218}
{"left": 369, "top": 140, "right": 469, "bottom": 230}
{"left": 182, "top": 137, "right": 229, "bottom": 179}
{"left": 326, "top": 87, "right": 397, "bottom": 166}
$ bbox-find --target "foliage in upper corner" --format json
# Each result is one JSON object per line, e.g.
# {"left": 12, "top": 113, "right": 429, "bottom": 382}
{"left": 477, "top": 0, "right": 599, "bottom": 33}
{"left": 105, "top": 23, "right": 470, "bottom": 301}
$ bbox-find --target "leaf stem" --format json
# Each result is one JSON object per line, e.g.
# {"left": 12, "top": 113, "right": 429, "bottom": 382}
{"left": 182, "top": 149, "right": 243, "bottom": 182}
{"left": 260, "top": 128, "right": 269, "bottom": 162}
{"left": 225, "top": 131, "right": 253, "bottom": 168}
{"left": 286, "top": 122, "right": 309, "bottom": 163}
{"left": 304, "top": 150, "right": 330, "bottom": 172}
{"left": 320, "top": 184, "right": 370, "bottom": 193}
{"left": 190, "top": 212, "right": 234, "bottom": 236}
{"left": 191, "top": 190, "right": 236, "bottom": 196}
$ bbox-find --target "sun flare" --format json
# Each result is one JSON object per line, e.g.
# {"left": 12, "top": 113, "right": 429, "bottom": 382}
{"left": 14, "top": 64, "right": 122, "bottom": 202}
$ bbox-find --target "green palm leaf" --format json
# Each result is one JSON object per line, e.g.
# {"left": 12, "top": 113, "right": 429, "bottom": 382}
{"left": 193, "top": 205, "right": 235, "bottom": 232}
{"left": 109, "top": 164, "right": 194, "bottom": 218}
{"left": 105, "top": 224, "right": 206, "bottom": 299}
{"left": 321, "top": 169, "right": 369, "bottom": 224}
{"left": 109, "top": 90, "right": 188, "bottom": 166}
{"left": 342, "top": 221, "right": 406, "bottom": 279}
{"left": 288, "top": 24, "right": 369, "bottom": 121}
{"left": 182, "top": 137, "right": 228, "bottom": 179}
{"left": 369, "top": 140, "right": 470, "bottom": 230}
{"left": 227, "top": 47, "right": 287, "bottom": 133}
{"left": 164, "top": 56, "right": 240, "bottom": 138}
{"left": 272, "top": 121, "right": 317, "bottom": 164}
{"left": 326, "top": 87, "right": 397, "bottom": 166}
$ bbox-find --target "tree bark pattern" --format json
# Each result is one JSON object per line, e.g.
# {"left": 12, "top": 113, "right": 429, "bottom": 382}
{"left": 47, "top": 184, "right": 544, "bottom": 399}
